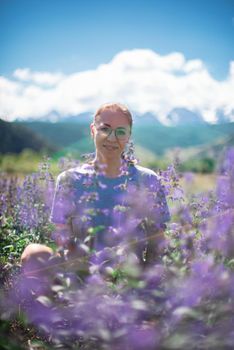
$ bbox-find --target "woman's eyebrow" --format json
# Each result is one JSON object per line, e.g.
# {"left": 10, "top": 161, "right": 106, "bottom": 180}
{"left": 96, "top": 123, "right": 111, "bottom": 127}
{"left": 100, "top": 123, "right": 127, "bottom": 129}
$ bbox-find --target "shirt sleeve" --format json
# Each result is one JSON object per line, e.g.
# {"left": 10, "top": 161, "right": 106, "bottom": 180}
{"left": 50, "top": 171, "right": 76, "bottom": 225}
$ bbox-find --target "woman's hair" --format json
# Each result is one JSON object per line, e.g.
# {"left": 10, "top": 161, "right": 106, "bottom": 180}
{"left": 94, "top": 102, "right": 133, "bottom": 129}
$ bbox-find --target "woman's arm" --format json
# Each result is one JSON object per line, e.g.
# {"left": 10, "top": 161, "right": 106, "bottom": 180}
{"left": 144, "top": 223, "right": 167, "bottom": 265}
{"left": 50, "top": 171, "right": 77, "bottom": 251}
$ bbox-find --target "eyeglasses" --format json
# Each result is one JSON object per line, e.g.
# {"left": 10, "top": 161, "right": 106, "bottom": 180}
{"left": 94, "top": 124, "right": 130, "bottom": 140}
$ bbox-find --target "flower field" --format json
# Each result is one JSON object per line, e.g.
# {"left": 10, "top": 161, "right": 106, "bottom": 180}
{"left": 0, "top": 151, "right": 234, "bottom": 350}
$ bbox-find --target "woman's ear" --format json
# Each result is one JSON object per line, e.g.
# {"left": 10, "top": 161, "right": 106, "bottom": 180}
{"left": 90, "top": 123, "right": 95, "bottom": 138}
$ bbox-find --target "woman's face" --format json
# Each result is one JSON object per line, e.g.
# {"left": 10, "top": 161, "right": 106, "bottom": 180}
{"left": 90, "top": 110, "right": 131, "bottom": 161}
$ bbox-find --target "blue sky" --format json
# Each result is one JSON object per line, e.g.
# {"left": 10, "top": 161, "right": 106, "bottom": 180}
{"left": 0, "top": 0, "right": 234, "bottom": 123}
{"left": 1, "top": 0, "right": 233, "bottom": 80}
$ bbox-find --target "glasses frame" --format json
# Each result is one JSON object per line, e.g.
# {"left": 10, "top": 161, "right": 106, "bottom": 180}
{"left": 94, "top": 124, "right": 131, "bottom": 141}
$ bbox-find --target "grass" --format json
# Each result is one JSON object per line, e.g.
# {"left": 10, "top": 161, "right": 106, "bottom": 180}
{"left": 181, "top": 173, "right": 217, "bottom": 194}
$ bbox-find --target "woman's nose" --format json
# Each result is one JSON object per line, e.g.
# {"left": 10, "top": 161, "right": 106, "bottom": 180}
{"left": 107, "top": 129, "right": 117, "bottom": 141}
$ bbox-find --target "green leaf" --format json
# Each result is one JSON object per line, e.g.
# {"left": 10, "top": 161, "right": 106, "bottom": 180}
{"left": 87, "top": 225, "right": 105, "bottom": 236}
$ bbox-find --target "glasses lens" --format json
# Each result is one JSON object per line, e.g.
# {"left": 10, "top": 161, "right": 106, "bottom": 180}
{"left": 115, "top": 128, "right": 129, "bottom": 139}
{"left": 98, "top": 126, "right": 111, "bottom": 135}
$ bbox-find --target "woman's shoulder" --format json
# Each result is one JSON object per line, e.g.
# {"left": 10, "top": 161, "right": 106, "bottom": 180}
{"left": 133, "top": 164, "right": 160, "bottom": 179}
{"left": 130, "top": 164, "right": 163, "bottom": 190}
{"left": 130, "top": 164, "right": 167, "bottom": 196}
{"left": 56, "top": 163, "right": 94, "bottom": 183}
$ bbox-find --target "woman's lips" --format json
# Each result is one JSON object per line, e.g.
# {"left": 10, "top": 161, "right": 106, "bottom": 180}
{"left": 103, "top": 144, "right": 118, "bottom": 150}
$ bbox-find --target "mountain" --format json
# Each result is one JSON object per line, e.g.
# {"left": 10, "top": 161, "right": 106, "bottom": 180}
{"left": 0, "top": 119, "right": 56, "bottom": 154}
{"left": 13, "top": 106, "right": 234, "bottom": 126}
{"left": 14, "top": 111, "right": 94, "bottom": 124}
{"left": 133, "top": 122, "right": 234, "bottom": 155}
{"left": 40, "top": 111, "right": 93, "bottom": 124}
{"left": 15, "top": 119, "right": 234, "bottom": 157}
{"left": 59, "top": 112, "right": 94, "bottom": 123}
{"left": 133, "top": 112, "right": 161, "bottom": 126}
{"left": 175, "top": 134, "right": 234, "bottom": 173}
{"left": 166, "top": 108, "right": 205, "bottom": 126}
{"left": 15, "top": 121, "right": 92, "bottom": 149}
{"left": 215, "top": 109, "right": 234, "bottom": 124}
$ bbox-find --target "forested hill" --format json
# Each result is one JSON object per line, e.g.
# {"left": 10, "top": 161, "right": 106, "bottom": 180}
{"left": 2, "top": 118, "right": 234, "bottom": 157}
{"left": 133, "top": 122, "right": 234, "bottom": 155}
{"left": 0, "top": 119, "right": 56, "bottom": 154}
{"left": 18, "top": 120, "right": 234, "bottom": 156}
{"left": 18, "top": 121, "right": 90, "bottom": 148}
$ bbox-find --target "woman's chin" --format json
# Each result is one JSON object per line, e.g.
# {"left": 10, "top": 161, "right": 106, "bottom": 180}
{"left": 104, "top": 152, "right": 120, "bottom": 159}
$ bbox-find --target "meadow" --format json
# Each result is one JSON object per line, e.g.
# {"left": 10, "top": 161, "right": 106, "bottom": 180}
{"left": 0, "top": 150, "right": 233, "bottom": 349}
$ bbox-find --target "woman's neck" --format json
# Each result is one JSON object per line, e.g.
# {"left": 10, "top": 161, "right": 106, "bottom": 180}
{"left": 92, "top": 156, "right": 124, "bottom": 178}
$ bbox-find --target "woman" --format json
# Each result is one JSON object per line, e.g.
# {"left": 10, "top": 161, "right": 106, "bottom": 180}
{"left": 21, "top": 103, "right": 170, "bottom": 273}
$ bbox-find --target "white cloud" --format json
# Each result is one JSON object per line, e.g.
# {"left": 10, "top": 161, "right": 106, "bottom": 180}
{"left": 0, "top": 49, "right": 233, "bottom": 124}
{"left": 13, "top": 68, "right": 65, "bottom": 86}
{"left": 184, "top": 59, "right": 204, "bottom": 73}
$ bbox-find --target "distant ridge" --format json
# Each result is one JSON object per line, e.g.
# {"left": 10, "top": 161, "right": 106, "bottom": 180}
{"left": 16, "top": 119, "right": 234, "bottom": 157}
{"left": 166, "top": 108, "right": 205, "bottom": 126}
{"left": 0, "top": 119, "right": 56, "bottom": 154}
{"left": 14, "top": 108, "right": 233, "bottom": 126}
